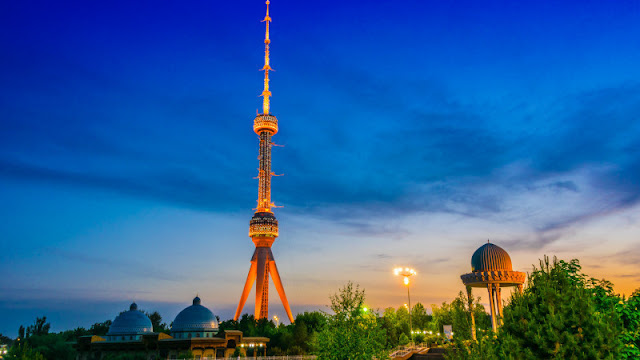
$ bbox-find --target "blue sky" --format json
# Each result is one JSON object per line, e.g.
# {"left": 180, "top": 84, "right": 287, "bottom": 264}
{"left": 1, "top": 0, "right": 640, "bottom": 336}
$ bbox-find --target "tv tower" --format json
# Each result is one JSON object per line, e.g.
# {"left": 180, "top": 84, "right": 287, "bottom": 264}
{"left": 234, "top": 0, "right": 294, "bottom": 323}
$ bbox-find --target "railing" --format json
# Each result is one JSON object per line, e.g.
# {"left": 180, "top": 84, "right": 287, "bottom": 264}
{"left": 174, "top": 357, "right": 317, "bottom": 360}
{"left": 389, "top": 343, "right": 432, "bottom": 359}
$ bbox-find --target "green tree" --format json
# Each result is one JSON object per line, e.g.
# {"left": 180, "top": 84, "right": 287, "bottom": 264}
{"left": 448, "top": 256, "right": 623, "bottom": 359}
{"left": 26, "top": 317, "right": 50, "bottom": 338}
{"left": 398, "top": 333, "right": 410, "bottom": 346}
{"left": 395, "top": 306, "right": 411, "bottom": 336}
{"left": 380, "top": 307, "right": 400, "bottom": 348}
{"left": 145, "top": 311, "right": 168, "bottom": 333}
{"left": 26, "top": 333, "right": 76, "bottom": 360}
{"left": 88, "top": 320, "right": 112, "bottom": 336}
{"left": 295, "top": 311, "right": 327, "bottom": 333}
{"left": 316, "top": 282, "right": 389, "bottom": 360}
{"left": 618, "top": 289, "right": 640, "bottom": 359}
{"left": 431, "top": 302, "right": 453, "bottom": 334}
{"left": 0, "top": 333, "right": 14, "bottom": 346}
{"left": 411, "top": 303, "right": 431, "bottom": 330}
{"left": 176, "top": 350, "right": 194, "bottom": 359}
{"left": 103, "top": 353, "right": 148, "bottom": 360}
{"left": 59, "top": 327, "right": 90, "bottom": 342}
{"left": 5, "top": 342, "right": 45, "bottom": 360}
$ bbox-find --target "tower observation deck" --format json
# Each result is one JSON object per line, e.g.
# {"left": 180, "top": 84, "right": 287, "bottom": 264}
{"left": 234, "top": 0, "right": 294, "bottom": 324}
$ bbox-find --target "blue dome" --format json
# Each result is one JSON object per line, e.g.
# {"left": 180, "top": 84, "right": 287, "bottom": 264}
{"left": 107, "top": 303, "right": 153, "bottom": 335}
{"left": 171, "top": 297, "right": 219, "bottom": 333}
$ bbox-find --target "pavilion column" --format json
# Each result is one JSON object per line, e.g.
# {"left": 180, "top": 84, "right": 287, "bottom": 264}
{"left": 487, "top": 283, "right": 497, "bottom": 333}
{"left": 496, "top": 284, "right": 504, "bottom": 326}
{"left": 466, "top": 285, "right": 477, "bottom": 341}
{"left": 517, "top": 284, "right": 524, "bottom": 294}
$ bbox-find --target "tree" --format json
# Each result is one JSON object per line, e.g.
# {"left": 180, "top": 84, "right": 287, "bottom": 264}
{"left": 27, "top": 333, "right": 77, "bottom": 360}
{"left": 145, "top": 311, "right": 168, "bottom": 333}
{"left": 411, "top": 303, "right": 431, "bottom": 330}
{"left": 88, "top": 320, "right": 112, "bottom": 336}
{"left": 316, "top": 282, "right": 388, "bottom": 360}
{"left": 59, "top": 327, "right": 90, "bottom": 342}
{"left": 0, "top": 333, "right": 14, "bottom": 346}
{"left": 5, "top": 342, "right": 45, "bottom": 360}
{"left": 448, "top": 256, "right": 623, "bottom": 359}
{"left": 26, "top": 317, "right": 50, "bottom": 338}
{"left": 618, "top": 289, "right": 640, "bottom": 359}
{"left": 295, "top": 311, "right": 327, "bottom": 334}
{"left": 103, "top": 353, "right": 148, "bottom": 360}
{"left": 380, "top": 308, "right": 400, "bottom": 348}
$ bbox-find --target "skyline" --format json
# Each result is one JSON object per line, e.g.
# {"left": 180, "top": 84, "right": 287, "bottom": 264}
{"left": 2, "top": 0, "right": 640, "bottom": 336}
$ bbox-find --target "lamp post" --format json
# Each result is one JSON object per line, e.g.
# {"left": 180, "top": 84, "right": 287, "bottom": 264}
{"left": 394, "top": 267, "right": 416, "bottom": 348}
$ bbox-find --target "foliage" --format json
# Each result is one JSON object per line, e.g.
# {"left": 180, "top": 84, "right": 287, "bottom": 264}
{"left": 411, "top": 303, "right": 432, "bottom": 330}
{"left": 618, "top": 289, "right": 640, "bottom": 359}
{"left": 0, "top": 333, "right": 14, "bottom": 346}
{"left": 26, "top": 317, "right": 50, "bottom": 338}
{"left": 145, "top": 311, "right": 169, "bottom": 333}
{"left": 176, "top": 350, "right": 194, "bottom": 359}
{"left": 220, "top": 310, "right": 326, "bottom": 355}
{"left": 88, "top": 320, "right": 112, "bottom": 336}
{"left": 447, "top": 256, "right": 623, "bottom": 360}
{"left": 398, "top": 333, "right": 410, "bottom": 346}
{"left": 27, "top": 333, "right": 76, "bottom": 360}
{"left": 5, "top": 342, "right": 45, "bottom": 360}
{"left": 431, "top": 292, "right": 489, "bottom": 341}
{"left": 316, "top": 282, "right": 388, "bottom": 360}
{"left": 103, "top": 352, "right": 148, "bottom": 360}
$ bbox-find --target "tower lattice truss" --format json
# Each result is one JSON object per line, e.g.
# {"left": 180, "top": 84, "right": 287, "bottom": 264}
{"left": 234, "top": 0, "right": 294, "bottom": 324}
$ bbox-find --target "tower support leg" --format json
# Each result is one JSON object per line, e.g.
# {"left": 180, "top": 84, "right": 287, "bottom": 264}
{"left": 269, "top": 260, "right": 294, "bottom": 323}
{"left": 234, "top": 261, "right": 258, "bottom": 321}
{"left": 255, "top": 248, "right": 269, "bottom": 319}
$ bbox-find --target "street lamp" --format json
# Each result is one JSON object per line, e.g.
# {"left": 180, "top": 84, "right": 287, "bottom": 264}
{"left": 394, "top": 267, "right": 416, "bottom": 347}
{"left": 272, "top": 315, "right": 279, "bottom": 326}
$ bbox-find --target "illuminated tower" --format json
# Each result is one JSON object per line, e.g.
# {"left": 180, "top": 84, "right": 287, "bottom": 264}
{"left": 234, "top": 0, "right": 294, "bottom": 323}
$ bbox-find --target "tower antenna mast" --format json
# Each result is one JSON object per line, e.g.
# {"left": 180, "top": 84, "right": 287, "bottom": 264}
{"left": 234, "top": 0, "right": 294, "bottom": 324}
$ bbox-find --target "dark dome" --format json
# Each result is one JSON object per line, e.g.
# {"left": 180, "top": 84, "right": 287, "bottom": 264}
{"left": 107, "top": 302, "right": 153, "bottom": 335}
{"left": 171, "top": 297, "right": 219, "bottom": 333}
{"left": 471, "top": 243, "right": 513, "bottom": 272}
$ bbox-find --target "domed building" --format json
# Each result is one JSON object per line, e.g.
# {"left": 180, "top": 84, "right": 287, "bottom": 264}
{"left": 106, "top": 302, "right": 153, "bottom": 341}
{"left": 170, "top": 296, "right": 219, "bottom": 339}
{"left": 76, "top": 297, "right": 269, "bottom": 360}
{"left": 460, "top": 242, "right": 525, "bottom": 334}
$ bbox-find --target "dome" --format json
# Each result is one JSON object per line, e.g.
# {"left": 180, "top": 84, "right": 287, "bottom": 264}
{"left": 107, "top": 302, "right": 153, "bottom": 335}
{"left": 171, "top": 297, "right": 219, "bottom": 333}
{"left": 471, "top": 242, "right": 513, "bottom": 272}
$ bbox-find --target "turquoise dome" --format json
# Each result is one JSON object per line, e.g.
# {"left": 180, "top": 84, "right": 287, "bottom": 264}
{"left": 471, "top": 243, "right": 513, "bottom": 272}
{"left": 107, "top": 303, "right": 153, "bottom": 335}
{"left": 171, "top": 297, "right": 219, "bottom": 333}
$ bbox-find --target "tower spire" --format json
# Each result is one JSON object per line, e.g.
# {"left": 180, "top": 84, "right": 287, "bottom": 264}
{"left": 235, "top": 0, "right": 294, "bottom": 324}
{"left": 261, "top": 0, "right": 272, "bottom": 114}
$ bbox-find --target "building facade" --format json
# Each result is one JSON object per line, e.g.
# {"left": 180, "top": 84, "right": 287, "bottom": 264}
{"left": 76, "top": 298, "right": 268, "bottom": 360}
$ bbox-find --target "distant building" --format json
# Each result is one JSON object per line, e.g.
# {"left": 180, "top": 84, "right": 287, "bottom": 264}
{"left": 76, "top": 297, "right": 268, "bottom": 360}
